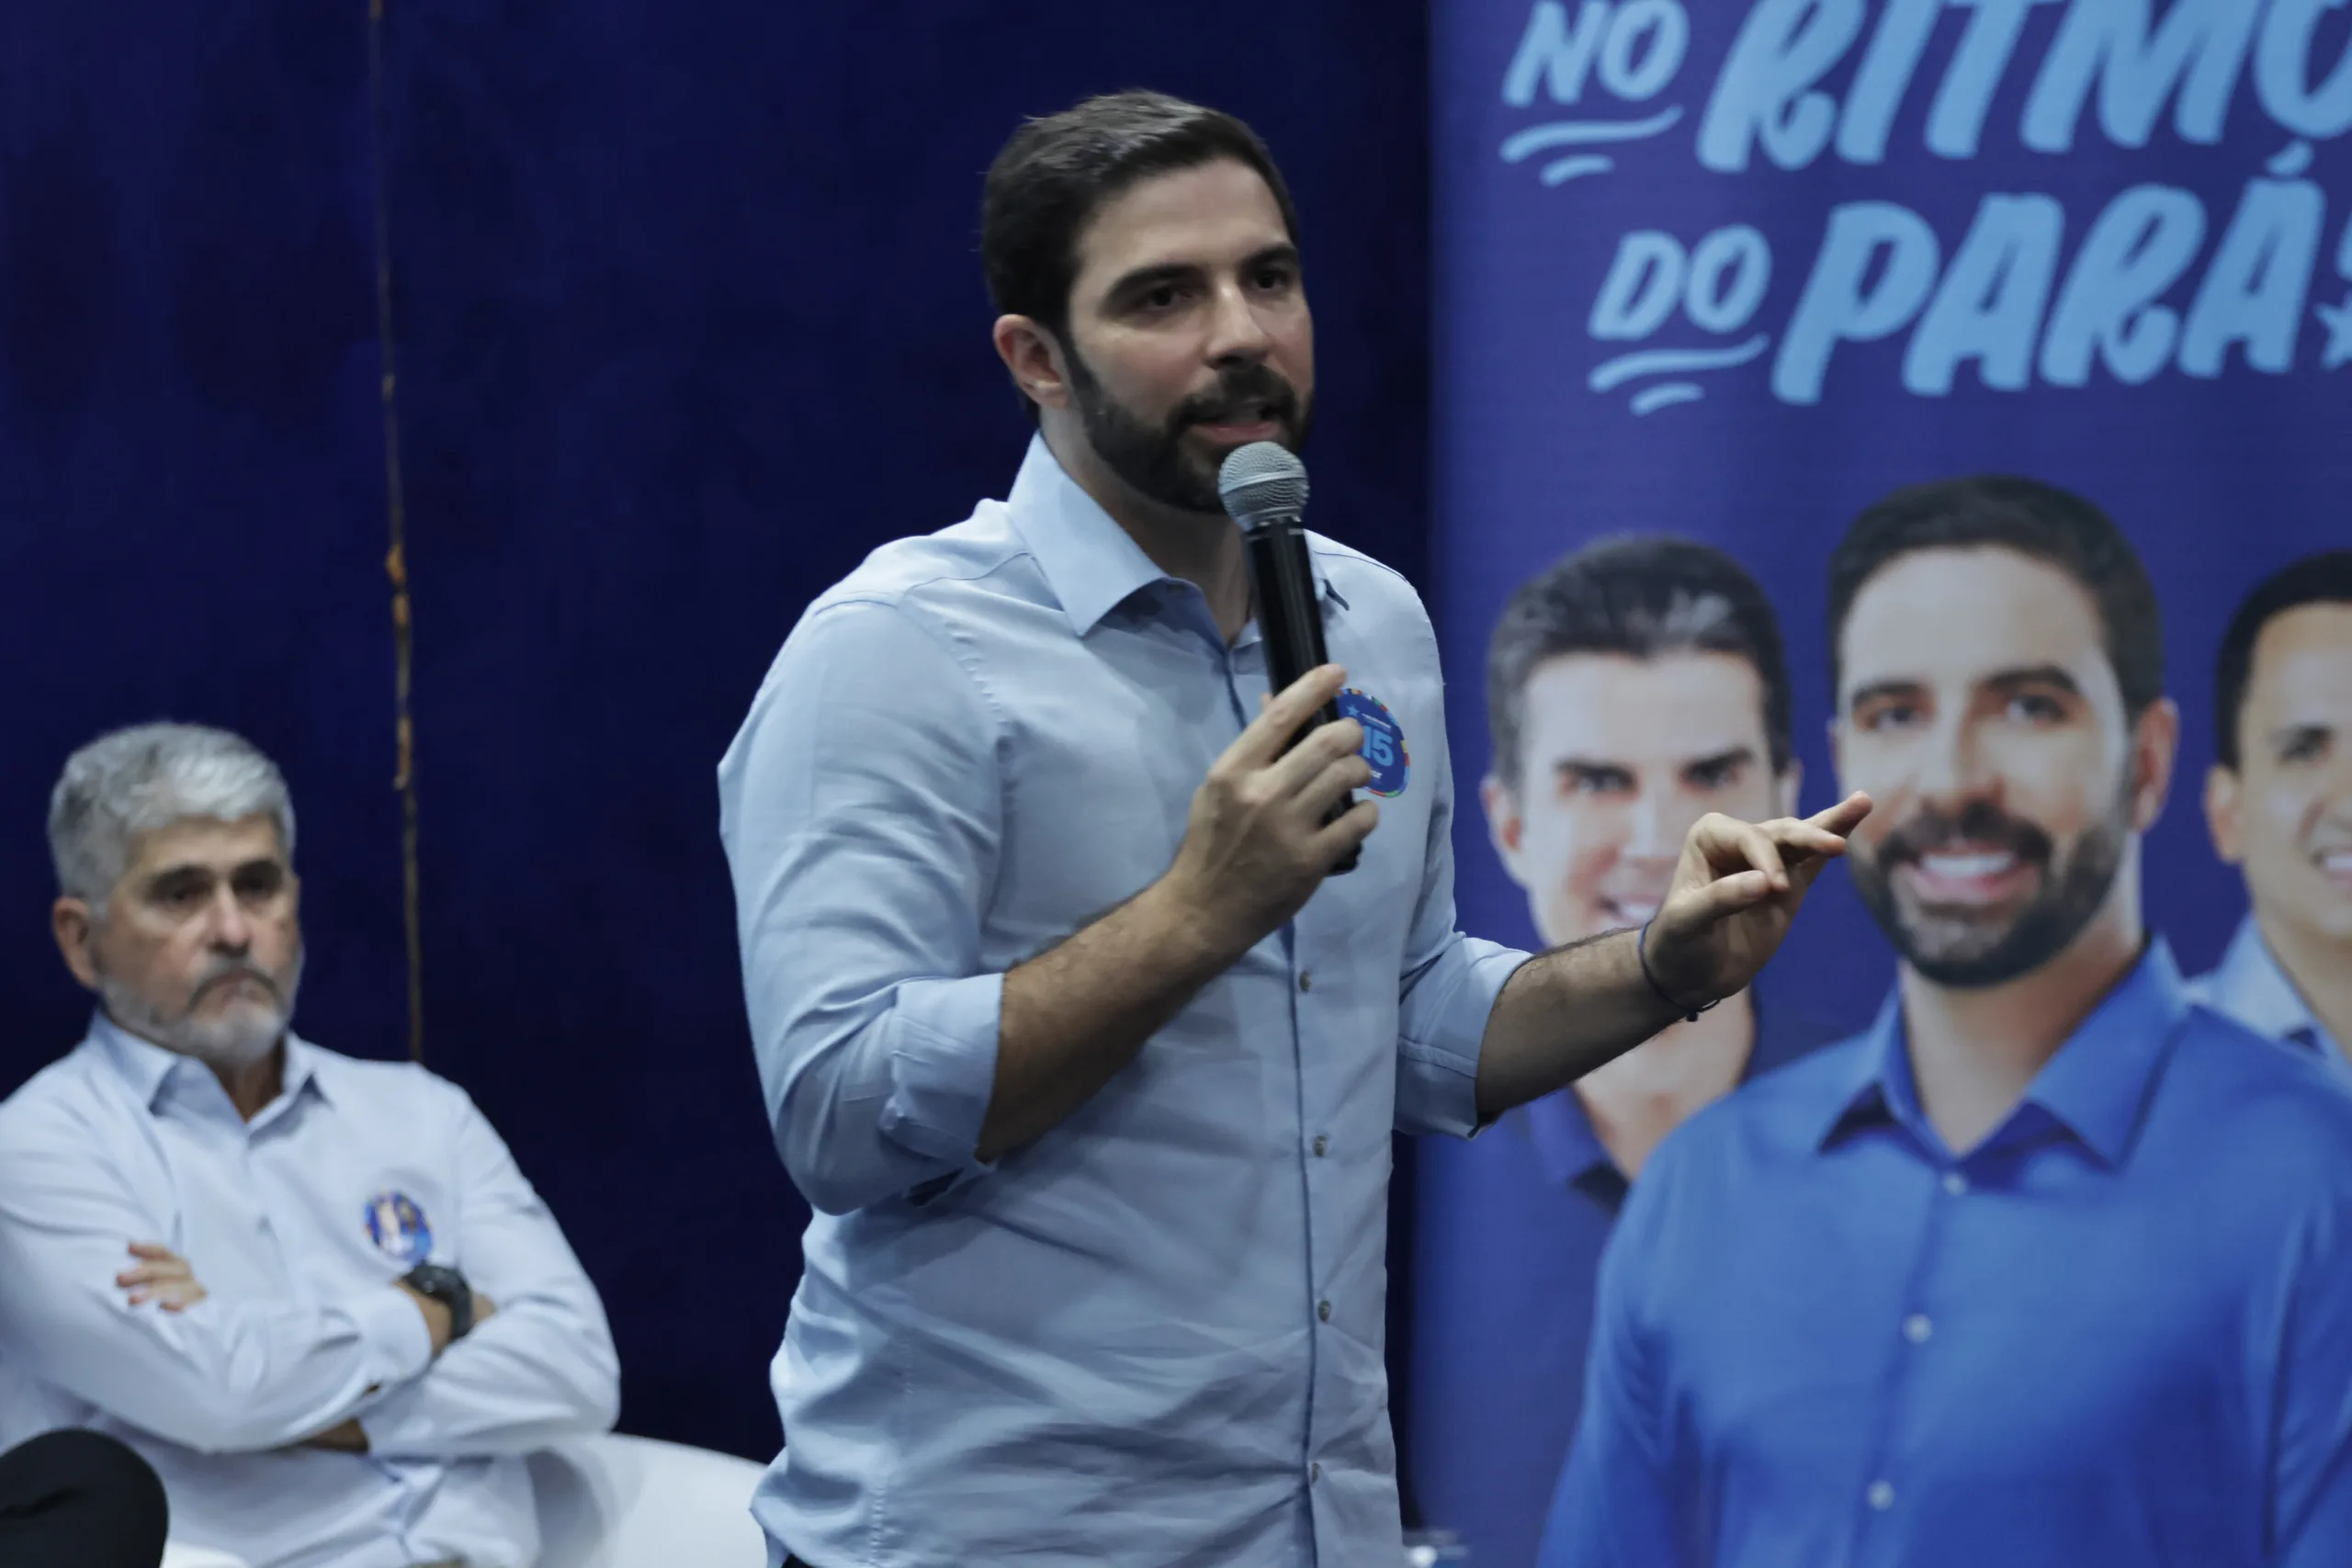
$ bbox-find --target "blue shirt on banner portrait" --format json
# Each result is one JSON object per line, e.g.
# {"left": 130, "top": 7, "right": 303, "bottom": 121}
{"left": 2191, "top": 912, "right": 2347, "bottom": 1066}
{"left": 1538, "top": 944, "right": 2352, "bottom": 1568}
{"left": 1410, "top": 988, "right": 1833, "bottom": 1568}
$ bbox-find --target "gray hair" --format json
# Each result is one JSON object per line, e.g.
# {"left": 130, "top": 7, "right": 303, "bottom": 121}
{"left": 49, "top": 724, "right": 297, "bottom": 910}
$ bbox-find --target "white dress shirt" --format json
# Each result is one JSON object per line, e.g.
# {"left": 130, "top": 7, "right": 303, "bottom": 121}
{"left": 2188, "top": 913, "right": 2346, "bottom": 1064}
{"left": 0, "top": 1015, "right": 620, "bottom": 1568}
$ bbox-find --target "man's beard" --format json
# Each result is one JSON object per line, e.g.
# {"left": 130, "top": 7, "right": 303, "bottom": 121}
{"left": 1849, "top": 787, "right": 2131, "bottom": 988}
{"left": 101, "top": 947, "right": 303, "bottom": 1070}
{"left": 1065, "top": 350, "right": 1311, "bottom": 514}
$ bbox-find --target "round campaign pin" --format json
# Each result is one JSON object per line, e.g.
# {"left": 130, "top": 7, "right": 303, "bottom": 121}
{"left": 363, "top": 1190, "right": 435, "bottom": 1266}
{"left": 1337, "top": 688, "right": 1409, "bottom": 796}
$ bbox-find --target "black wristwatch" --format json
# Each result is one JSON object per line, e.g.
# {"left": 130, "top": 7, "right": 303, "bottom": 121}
{"left": 401, "top": 1263, "right": 476, "bottom": 1343}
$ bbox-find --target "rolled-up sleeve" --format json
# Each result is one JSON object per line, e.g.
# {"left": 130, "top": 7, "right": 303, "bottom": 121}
{"left": 719, "top": 597, "right": 1005, "bottom": 1215}
{"left": 1393, "top": 679, "right": 1528, "bottom": 1138}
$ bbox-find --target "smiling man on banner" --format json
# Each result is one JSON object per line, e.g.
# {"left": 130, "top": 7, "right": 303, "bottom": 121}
{"left": 2195, "top": 550, "right": 2352, "bottom": 1064}
{"left": 1543, "top": 477, "right": 2352, "bottom": 1568}
{"left": 1413, "top": 536, "right": 1838, "bottom": 1566}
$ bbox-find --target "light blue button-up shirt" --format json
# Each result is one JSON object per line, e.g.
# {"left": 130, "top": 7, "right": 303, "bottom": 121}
{"left": 718, "top": 436, "right": 1527, "bottom": 1567}
{"left": 0, "top": 1016, "right": 620, "bottom": 1568}
{"left": 2188, "top": 912, "right": 2346, "bottom": 1063}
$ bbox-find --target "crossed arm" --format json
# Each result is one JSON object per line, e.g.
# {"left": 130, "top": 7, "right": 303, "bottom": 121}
{"left": 0, "top": 1093, "right": 617, "bottom": 1460}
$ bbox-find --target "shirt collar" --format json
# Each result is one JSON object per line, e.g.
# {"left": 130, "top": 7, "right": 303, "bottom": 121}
{"left": 1820, "top": 941, "right": 2189, "bottom": 1167}
{"left": 1005, "top": 434, "right": 1343, "bottom": 637}
{"left": 1525, "top": 992, "right": 1818, "bottom": 1189}
{"left": 88, "top": 1010, "right": 328, "bottom": 1116}
{"left": 2202, "top": 914, "right": 2330, "bottom": 1050}
{"left": 1522, "top": 1082, "right": 1611, "bottom": 1190}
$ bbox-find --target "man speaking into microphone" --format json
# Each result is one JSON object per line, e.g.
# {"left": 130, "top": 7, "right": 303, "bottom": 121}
{"left": 717, "top": 90, "right": 1867, "bottom": 1568}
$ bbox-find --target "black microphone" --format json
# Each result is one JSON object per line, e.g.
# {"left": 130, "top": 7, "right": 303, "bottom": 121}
{"left": 1217, "top": 441, "right": 1359, "bottom": 876}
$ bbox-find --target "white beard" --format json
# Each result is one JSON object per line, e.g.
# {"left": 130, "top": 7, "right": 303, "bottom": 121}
{"left": 101, "top": 950, "right": 303, "bottom": 1071}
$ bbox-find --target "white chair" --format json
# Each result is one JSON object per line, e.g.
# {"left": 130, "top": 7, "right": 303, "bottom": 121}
{"left": 160, "top": 1547, "right": 250, "bottom": 1568}
{"left": 530, "top": 1432, "right": 771, "bottom": 1568}
{"left": 159, "top": 1433, "right": 769, "bottom": 1568}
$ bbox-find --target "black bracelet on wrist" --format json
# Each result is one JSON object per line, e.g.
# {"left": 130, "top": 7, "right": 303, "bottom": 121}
{"left": 1637, "top": 918, "right": 1719, "bottom": 1023}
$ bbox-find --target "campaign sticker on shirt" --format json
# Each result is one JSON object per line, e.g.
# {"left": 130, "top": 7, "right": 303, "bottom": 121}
{"left": 363, "top": 1190, "right": 434, "bottom": 1266}
{"left": 1338, "top": 687, "right": 1408, "bottom": 797}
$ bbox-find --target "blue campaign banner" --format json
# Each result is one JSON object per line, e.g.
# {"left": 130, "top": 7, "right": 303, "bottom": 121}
{"left": 1414, "top": 3, "right": 2352, "bottom": 1562}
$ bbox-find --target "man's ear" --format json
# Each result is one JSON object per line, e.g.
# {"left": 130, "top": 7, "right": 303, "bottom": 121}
{"left": 2204, "top": 762, "right": 2245, "bottom": 865}
{"left": 2130, "top": 697, "right": 2182, "bottom": 835}
{"left": 52, "top": 898, "right": 102, "bottom": 991}
{"left": 991, "top": 314, "right": 1074, "bottom": 412}
{"left": 1481, "top": 774, "right": 1528, "bottom": 884}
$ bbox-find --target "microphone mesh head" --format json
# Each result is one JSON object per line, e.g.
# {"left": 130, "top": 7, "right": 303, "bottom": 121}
{"left": 1217, "top": 442, "right": 1309, "bottom": 532}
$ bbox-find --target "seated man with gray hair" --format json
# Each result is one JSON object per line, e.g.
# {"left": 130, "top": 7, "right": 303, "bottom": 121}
{"left": 0, "top": 724, "right": 620, "bottom": 1568}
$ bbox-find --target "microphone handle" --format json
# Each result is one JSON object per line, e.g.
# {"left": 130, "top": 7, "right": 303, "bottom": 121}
{"left": 1245, "top": 520, "right": 1359, "bottom": 875}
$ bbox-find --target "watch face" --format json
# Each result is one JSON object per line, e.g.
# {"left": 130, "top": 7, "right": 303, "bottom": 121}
{"left": 405, "top": 1264, "right": 472, "bottom": 1337}
{"left": 407, "top": 1264, "right": 466, "bottom": 1301}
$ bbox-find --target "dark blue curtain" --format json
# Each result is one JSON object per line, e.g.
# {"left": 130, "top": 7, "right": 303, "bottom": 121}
{"left": 3, "top": 0, "right": 1432, "bottom": 1467}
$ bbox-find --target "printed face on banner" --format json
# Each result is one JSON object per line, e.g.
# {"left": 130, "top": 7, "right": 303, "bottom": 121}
{"left": 2207, "top": 603, "right": 2352, "bottom": 953}
{"left": 1835, "top": 546, "right": 2173, "bottom": 988}
{"left": 1487, "top": 650, "right": 1792, "bottom": 945}
{"left": 1486, "top": 0, "right": 2352, "bottom": 417}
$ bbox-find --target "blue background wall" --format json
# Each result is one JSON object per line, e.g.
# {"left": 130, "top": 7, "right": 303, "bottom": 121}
{"left": 1, "top": 0, "right": 1435, "bottom": 1468}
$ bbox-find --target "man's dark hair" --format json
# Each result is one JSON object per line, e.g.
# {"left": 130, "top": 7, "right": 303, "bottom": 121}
{"left": 1826, "top": 476, "right": 2164, "bottom": 719}
{"left": 981, "top": 90, "right": 1298, "bottom": 394}
{"left": 1487, "top": 536, "right": 1794, "bottom": 792}
{"left": 2212, "top": 549, "right": 2352, "bottom": 770}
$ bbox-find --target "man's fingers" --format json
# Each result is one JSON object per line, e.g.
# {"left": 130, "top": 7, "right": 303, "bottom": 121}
{"left": 1267, "top": 718, "right": 1368, "bottom": 799}
{"left": 127, "top": 1281, "right": 203, "bottom": 1307}
{"left": 1809, "top": 790, "right": 1873, "bottom": 839}
{"left": 1289, "top": 747, "right": 1372, "bottom": 818}
{"left": 1768, "top": 792, "right": 1871, "bottom": 880}
{"left": 1230, "top": 665, "right": 1348, "bottom": 769}
{"left": 1310, "top": 797, "right": 1379, "bottom": 863}
{"left": 119, "top": 1243, "right": 200, "bottom": 1307}
{"left": 1769, "top": 820, "right": 1850, "bottom": 865}
{"left": 1699, "top": 817, "right": 1790, "bottom": 890}
{"left": 1679, "top": 868, "right": 1777, "bottom": 923}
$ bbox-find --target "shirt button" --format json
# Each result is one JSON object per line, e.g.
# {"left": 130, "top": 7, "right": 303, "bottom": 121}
{"left": 1868, "top": 1480, "right": 1895, "bottom": 1511}
{"left": 1943, "top": 1171, "right": 1969, "bottom": 1196}
{"left": 1312, "top": 1135, "right": 1329, "bottom": 1157}
{"left": 1317, "top": 1300, "right": 1333, "bottom": 1323}
{"left": 1298, "top": 972, "right": 1314, "bottom": 993}
{"left": 1310, "top": 1461, "right": 1322, "bottom": 1483}
{"left": 1903, "top": 1314, "right": 1933, "bottom": 1344}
